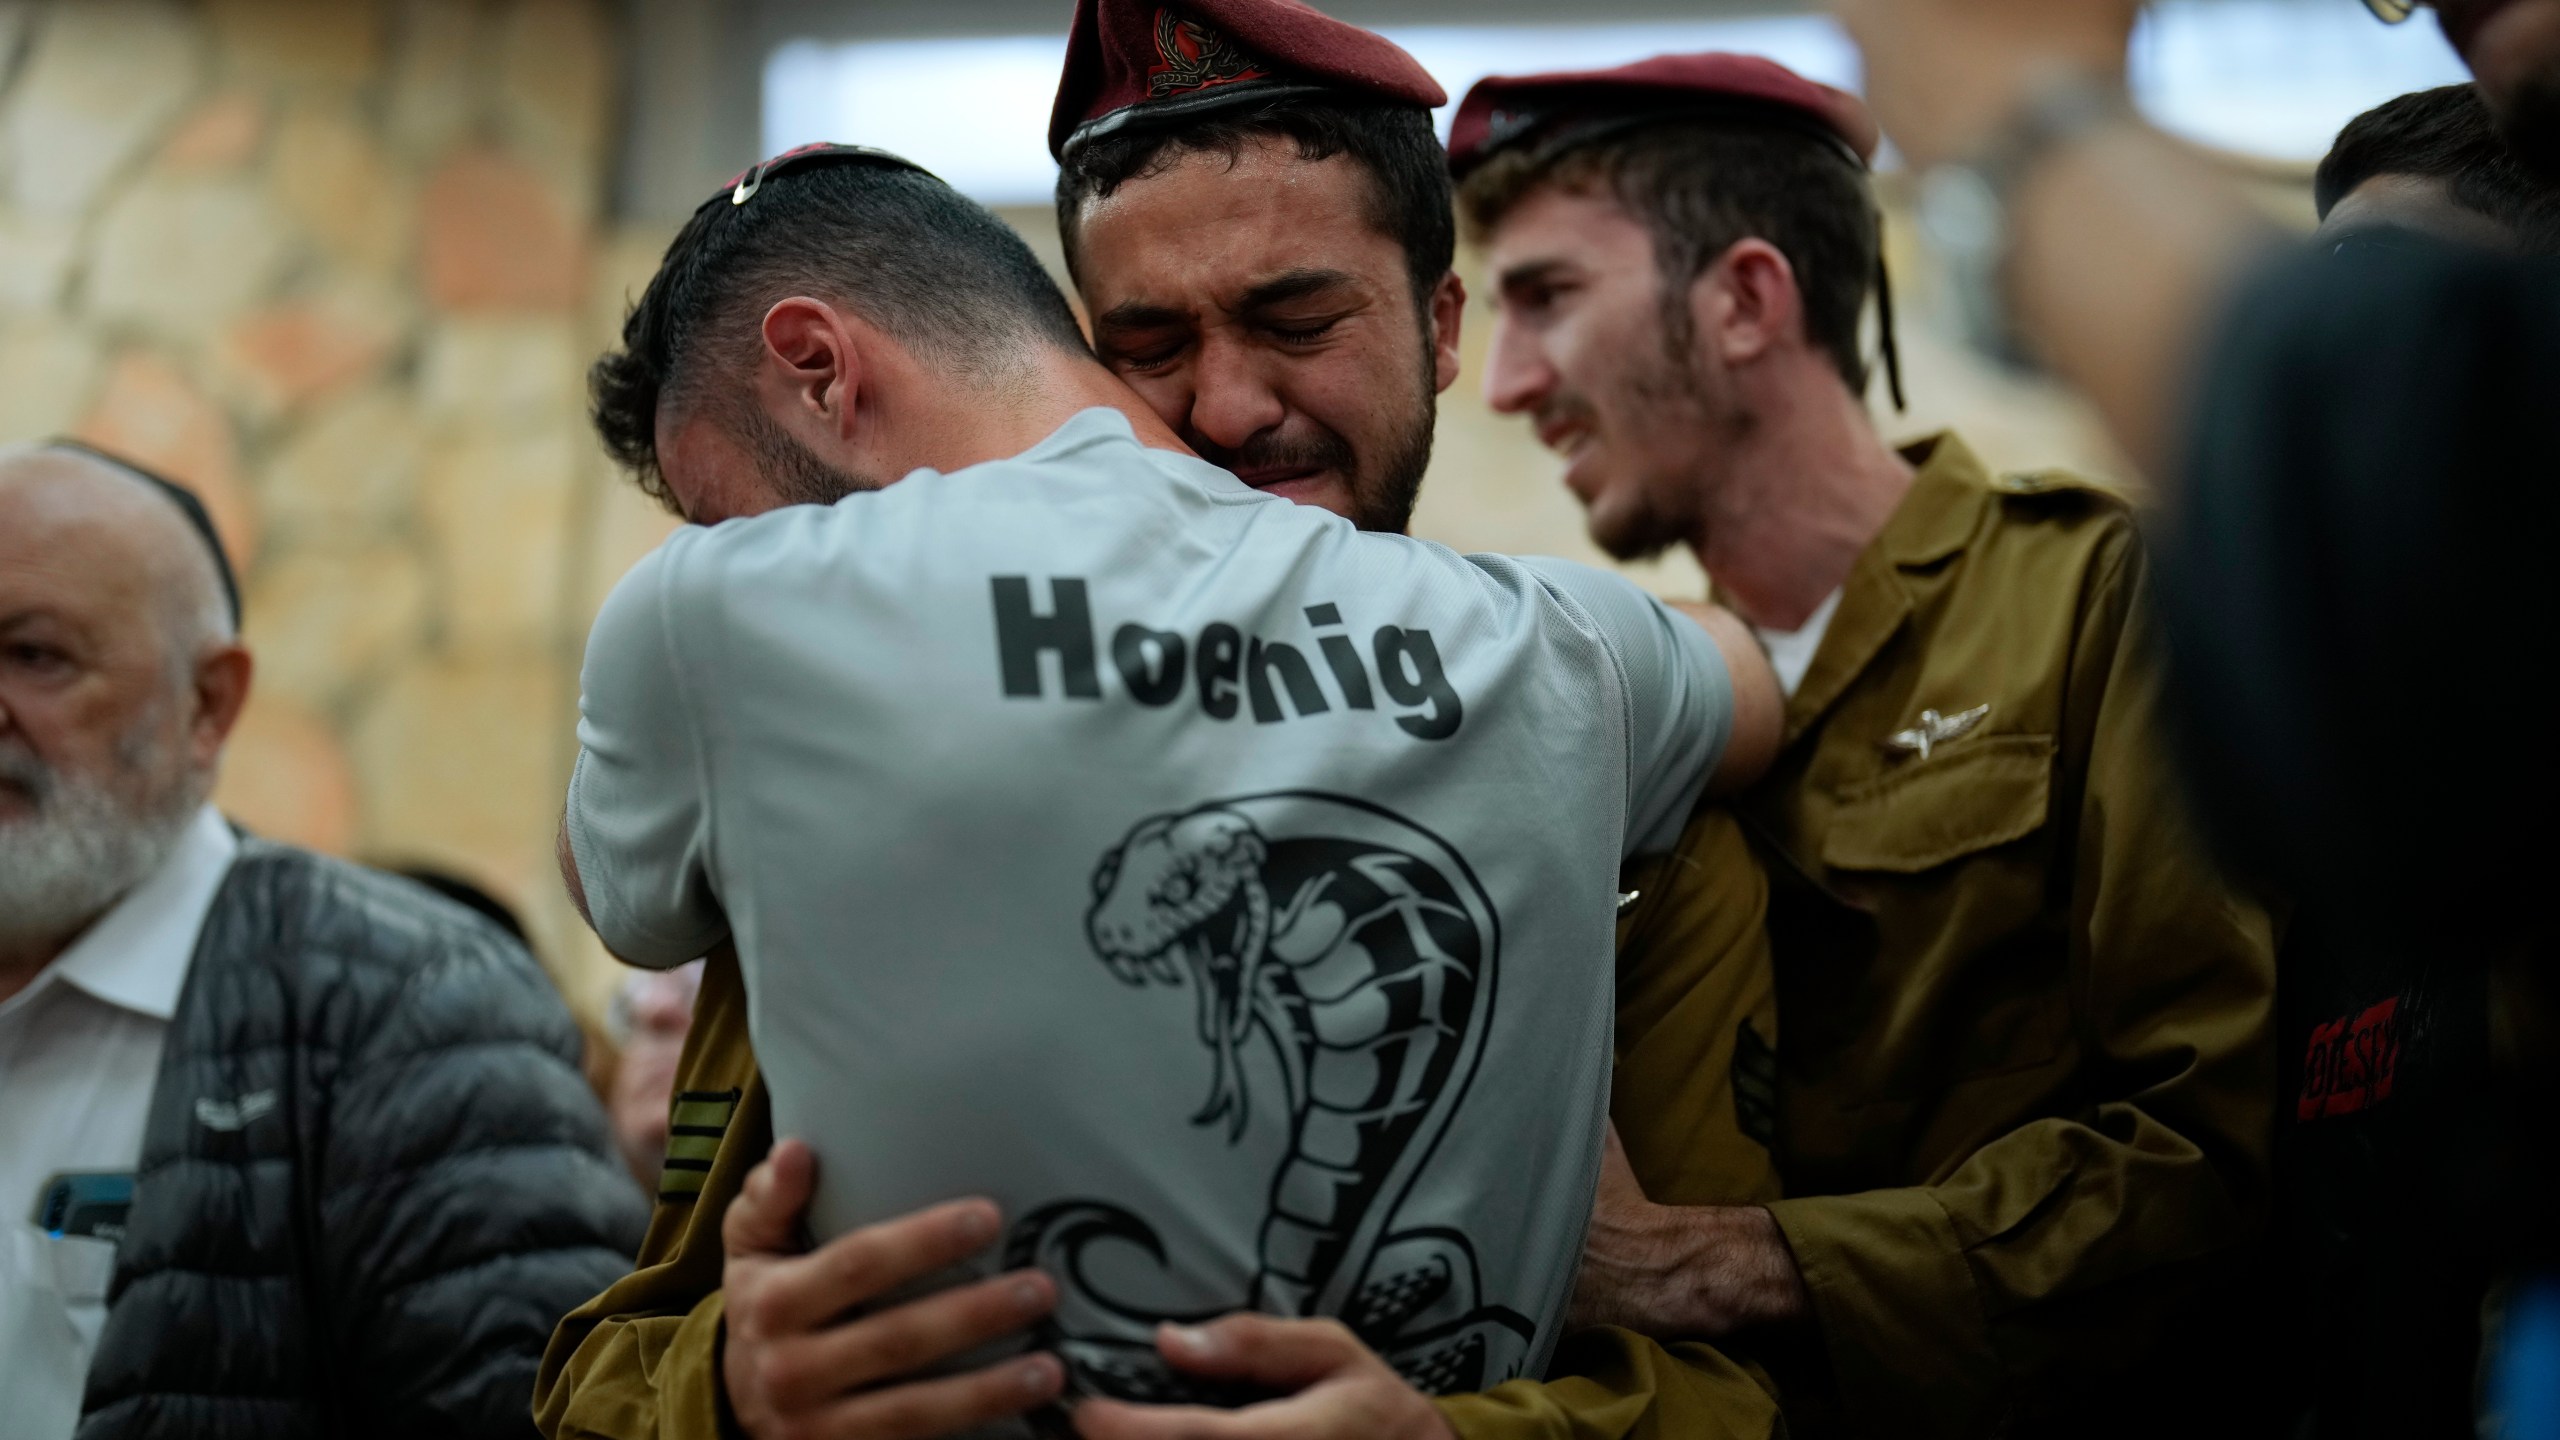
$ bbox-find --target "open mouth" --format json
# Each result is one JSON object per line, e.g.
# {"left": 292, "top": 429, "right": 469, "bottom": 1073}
{"left": 1534, "top": 415, "right": 1593, "bottom": 459}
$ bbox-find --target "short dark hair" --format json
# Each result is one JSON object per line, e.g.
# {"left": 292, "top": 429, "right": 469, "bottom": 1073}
{"left": 593, "top": 162, "right": 1092, "bottom": 508}
{"left": 1054, "top": 95, "right": 1455, "bottom": 317}
{"left": 2316, "top": 83, "right": 2560, "bottom": 253}
{"left": 1457, "top": 117, "right": 1879, "bottom": 393}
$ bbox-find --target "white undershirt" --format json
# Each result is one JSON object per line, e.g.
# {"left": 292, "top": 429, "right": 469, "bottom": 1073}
{"left": 1752, "top": 587, "right": 1844, "bottom": 698}
{"left": 0, "top": 806, "right": 236, "bottom": 1440}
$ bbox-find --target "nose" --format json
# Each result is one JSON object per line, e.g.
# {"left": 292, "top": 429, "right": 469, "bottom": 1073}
{"left": 1186, "top": 332, "right": 1288, "bottom": 453}
{"left": 1481, "top": 312, "right": 1553, "bottom": 417}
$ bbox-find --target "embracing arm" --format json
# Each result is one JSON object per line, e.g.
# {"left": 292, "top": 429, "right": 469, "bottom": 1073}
{"left": 1669, "top": 603, "right": 1781, "bottom": 798}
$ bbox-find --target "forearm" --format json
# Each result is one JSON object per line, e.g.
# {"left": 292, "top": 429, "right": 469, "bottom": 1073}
{"left": 1575, "top": 1202, "right": 1808, "bottom": 1338}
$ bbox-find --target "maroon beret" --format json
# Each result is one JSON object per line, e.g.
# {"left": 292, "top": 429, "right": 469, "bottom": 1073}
{"left": 1447, "top": 52, "right": 1878, "bottom": 179}
{"left": 1049, "top": 0, "right": 1444, "bottom": 163}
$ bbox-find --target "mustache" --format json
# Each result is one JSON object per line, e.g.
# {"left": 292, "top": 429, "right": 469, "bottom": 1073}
{"left": 0, "top": 743, "right": 51, "bottom": 807}
{"left": 1532, "top": 393, "right": 1600, "bottom": 438}
{"left": 1196, "top": 425, "right": 1355, "bottom": 478}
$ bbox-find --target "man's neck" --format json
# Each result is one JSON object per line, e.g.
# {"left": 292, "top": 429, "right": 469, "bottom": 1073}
{"left": 899, "top": 348, "right": 1194, "bottom": 472}
{"left": 1688, "top": 374, "right": 1915, "bottom": 633}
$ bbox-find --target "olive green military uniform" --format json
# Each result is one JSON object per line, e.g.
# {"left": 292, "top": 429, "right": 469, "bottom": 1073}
{"left": 536, "top": 809, "right": 1787, "bottom": 1440}
{"left": 1726, "top": 433, "right": 2276, "bottom": 1436}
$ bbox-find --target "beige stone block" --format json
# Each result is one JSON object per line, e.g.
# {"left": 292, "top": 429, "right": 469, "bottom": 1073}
{"left": 1, "top": 2, "right": 204, "bottom": 220}
{"left": 0, "top": 215, "right": 78, "bottom": 311}
{"left": 0, "top": 318, "right": 105, "bottom": 441}
{"left": 587, "top": 222, "right": 676, "bottom": 352}
{"left": 88, "top": 176, "right": 294, "bottom": 338}
{"left": 241, "top": 541, "right": 428, "bottom": 708}
{"left": 204, "top": 0, "right": 383, "bottom": 93}
{"left": 212, "top": 690, "right": 359, "bottom": 855}
{"left": 383, "top": 0, "right": 487, "bottom": 160}
{"left": 420, "top": 424, "right": 581, "bottom": 651}
{"left": 269, "top": 104, "right": 413, "bottom": 276}
{"left": 214, "top": 284, "right": 405, "bottom": 422}
{"left": 157, "top": 91, "right": 266, "bottom": 172}
{"left": 349, "top": 651, "right": 568, "bottom": 922}
{"left": 422, "top": 146, "right": 588, "bottom": 313}
{"left": 496, "top": 0, "right": 609, "bottom": 218}
{"left": 259, "top": 386, "right": 421, "bottom": 538}
{"left": 75, "top": 350, "right": 260, "bottom": 566}
{"left": 419, "top": 315, "right": 582, "bottom": 422}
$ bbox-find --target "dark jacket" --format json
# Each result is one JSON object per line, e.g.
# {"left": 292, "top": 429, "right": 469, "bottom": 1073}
{"left": 77, "top": 838, "right": 649, "bottom": 1440}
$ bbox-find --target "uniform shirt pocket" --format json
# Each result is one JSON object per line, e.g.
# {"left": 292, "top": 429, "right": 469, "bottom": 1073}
{"left": 1821, "top": 734, "right": 2055, "bottom": 873}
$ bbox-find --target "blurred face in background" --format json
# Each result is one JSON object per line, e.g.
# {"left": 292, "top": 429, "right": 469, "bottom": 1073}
{"left": 1479, "top": 184, "right": 1742, "bottom": 562}
{"left": 606, "top": 958, "right": 706, "bottom": 1184}
{"left": 1068, "top": 136, "right": 1463, "bottom": 533}
{"left": 2438, "top": 0, "right": 2560, "bottom": 169}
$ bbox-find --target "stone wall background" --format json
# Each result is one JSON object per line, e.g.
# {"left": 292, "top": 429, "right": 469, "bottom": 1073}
{"left": 0, "top": 0, "right": 676, "bottom": 1018}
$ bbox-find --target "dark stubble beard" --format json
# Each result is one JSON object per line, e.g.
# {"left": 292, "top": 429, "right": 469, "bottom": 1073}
{"left": 1195, "top": 324, "right": 1439, "bottom": 535}
{"left": 1584, "top": 311, "right": 1727, "bottom": 564}
{"left": 739, "top": 404, "right": 876, "bottom": 507}
{"left": 1350, "top": 325, "right": 1442, "bottom": 536}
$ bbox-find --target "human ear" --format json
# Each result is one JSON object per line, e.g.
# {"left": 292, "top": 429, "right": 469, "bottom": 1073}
{"left": 1428, "top": 271, "right": 1467, "bottom": 395}
{"left": 758, "top": 297, "right": 865, "bottom": 442}
{"left": 190, "top": 643, "right": 252, "bottom": 771}
{"left": 1690, "top": 239, "right": 1801, "bottom": 369}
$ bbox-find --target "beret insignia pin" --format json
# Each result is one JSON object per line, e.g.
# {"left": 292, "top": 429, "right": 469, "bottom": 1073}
{"left": 1148, "top": 9, "right": 1270, "bottom": 98}
{"left": 1883, "top": 704, "right": 1989, "bottom": 761}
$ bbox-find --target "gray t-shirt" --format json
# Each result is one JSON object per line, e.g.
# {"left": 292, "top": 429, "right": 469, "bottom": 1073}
{"left": 567, "top": 408, "right": 1732, "bottom": 1402}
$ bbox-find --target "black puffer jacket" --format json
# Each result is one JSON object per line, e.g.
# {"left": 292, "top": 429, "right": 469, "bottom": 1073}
{"left": 77, "top": 839, "right": 649, "bottom": 1439}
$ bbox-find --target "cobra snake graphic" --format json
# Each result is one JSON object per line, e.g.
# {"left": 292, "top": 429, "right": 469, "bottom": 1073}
{"left": 1006, "top": 799, "right": 1534, "bottom": 1407}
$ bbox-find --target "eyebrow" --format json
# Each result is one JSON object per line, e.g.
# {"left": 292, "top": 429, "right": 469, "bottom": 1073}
{"left": 1237, "top": 268, "right": 1360, "bottom": 310}
{"left": 1094, "top": 268, "right": 1365, "bottom": 337}
{"left": 1096, "top": 300, "right": 1192, "bottom": 333}
{"left": 1494, "top": 258, "right": 1576, "bottom": 292}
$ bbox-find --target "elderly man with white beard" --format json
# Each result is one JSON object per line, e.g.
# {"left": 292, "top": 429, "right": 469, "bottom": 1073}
{"left": 0, "top": 443, "right": 646, "bottom": 1440}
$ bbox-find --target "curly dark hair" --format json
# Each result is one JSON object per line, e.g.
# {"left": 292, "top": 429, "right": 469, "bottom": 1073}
{"left": 1457, "top": 116, "right": 1880, "bottom": 396}
{"left": 592, "top": 162, "right": 1092, "bottom": 511}
{"left": 1053, "top": 94, "right": 1455, "bottom": 321}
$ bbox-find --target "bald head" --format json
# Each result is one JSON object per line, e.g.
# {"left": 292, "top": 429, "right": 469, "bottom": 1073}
{"left": 0, "top": 446, "right": 237, "bottom": 666}
{"left": 0, "top": 447, "right": 254, "bottom": 971}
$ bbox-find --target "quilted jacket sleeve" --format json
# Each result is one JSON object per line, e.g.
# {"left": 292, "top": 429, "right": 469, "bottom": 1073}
{"left": 320, "top": 883, "right": 652, "bottom": 1439}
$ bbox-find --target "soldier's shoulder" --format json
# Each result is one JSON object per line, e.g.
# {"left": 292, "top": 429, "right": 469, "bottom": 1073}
{"left": 1985, "top": 465, "right": 2134, "bottom": 513}
{"left": 1976, "top": 464, "right": 2142, "bottom": 561}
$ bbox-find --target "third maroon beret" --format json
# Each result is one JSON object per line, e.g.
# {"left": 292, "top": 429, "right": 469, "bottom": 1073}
{"left": 1447, "top": 52, "right": 1878, "bottom": 179}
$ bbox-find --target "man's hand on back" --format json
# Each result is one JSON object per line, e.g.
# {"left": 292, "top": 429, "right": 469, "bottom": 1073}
{"left": 1072, "top": 1316, "right": 1453, "bottom": 1440}
{"left": 1568, "top": 1125, "right": 1810, "bottom": 1338}
{"left": 723, "top": 1138, "right": 1066, "bottom": 1439}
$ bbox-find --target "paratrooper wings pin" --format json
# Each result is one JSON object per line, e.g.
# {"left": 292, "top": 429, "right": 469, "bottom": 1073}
{"left": 1883, "top": 704, "right": 1989, "bottom": 761}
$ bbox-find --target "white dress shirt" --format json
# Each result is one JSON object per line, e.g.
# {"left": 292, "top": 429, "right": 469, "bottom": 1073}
{"left": 0, "top": 806, "right": 236, "bottom": 1440}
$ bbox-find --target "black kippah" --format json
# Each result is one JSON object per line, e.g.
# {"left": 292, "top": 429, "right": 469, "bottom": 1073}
{"left": 42, "top": 438, "right": 244, "bottom": 630}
